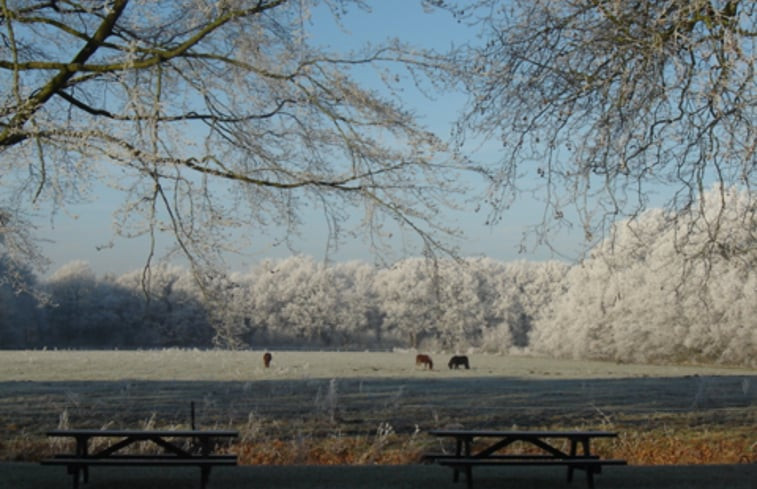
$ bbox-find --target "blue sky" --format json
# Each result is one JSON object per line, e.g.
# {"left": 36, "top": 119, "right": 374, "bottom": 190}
{"left": 32, "top": 1, "right": 585, "bottom": 277}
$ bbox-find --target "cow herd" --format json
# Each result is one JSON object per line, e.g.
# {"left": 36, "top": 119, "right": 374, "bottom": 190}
{"left": 262, "top": 351, "right": 470, "bottom": 371}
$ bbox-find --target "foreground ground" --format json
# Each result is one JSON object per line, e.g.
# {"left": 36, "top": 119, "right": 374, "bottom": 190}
{"left": 3, "top": 462, "right": 756, "bottom": 489}
{"left": 1, "top": 350, "right": 755, "bottom": 464}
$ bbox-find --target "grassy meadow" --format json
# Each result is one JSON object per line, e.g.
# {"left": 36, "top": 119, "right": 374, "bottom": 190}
{"left": 1, "top": 349, "right": 755, "bottom": 466}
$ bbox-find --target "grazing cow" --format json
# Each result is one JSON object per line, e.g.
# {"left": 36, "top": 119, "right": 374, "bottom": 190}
{"left": 415, "top": 354, "right": 433, "bottom": 370}
{"left": 448, "top": 355, "right": 470, "bottom": 369}
{"left": 263, "top": 352, "right": 272, "bottom": 368}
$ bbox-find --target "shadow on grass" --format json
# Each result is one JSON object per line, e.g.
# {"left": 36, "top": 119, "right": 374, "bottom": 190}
{"left": 3, "top": 462, "right": 757, "bottom": 489}
{"left": 3, "top": 375, "right": 755, "bottom": 436}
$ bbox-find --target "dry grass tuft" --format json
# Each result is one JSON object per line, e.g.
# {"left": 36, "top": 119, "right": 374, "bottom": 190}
{"left": 613, "top": 429, "right": 756, "bottom": 465}
{"left": 234, "top": 423, "right": 425, "bottom": 465}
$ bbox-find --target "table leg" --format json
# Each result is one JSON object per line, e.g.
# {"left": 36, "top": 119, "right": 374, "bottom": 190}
{"left": 567, "top": 437, "right": 598, "bottom": 487}
{"left": 453, "top": 438, "right": 463, "bottom": 482}
{"left": 75, "top": 436, "right": 89, "bottom": 484}
{"left": 567, "top": 439, "right": 578, "bottom": 482}
{"left": 582, "top": 438, "right": 596, "bottom": 488}
{"left": 453, "top": 437, "right": 473, "bottom": 483}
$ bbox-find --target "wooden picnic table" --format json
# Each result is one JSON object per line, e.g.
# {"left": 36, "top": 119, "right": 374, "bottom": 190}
{"left": 42, "top": 429, "right": 238, "bottom": 489}
{"left": 426, "top": 429, "right": 626, "bottom": 489}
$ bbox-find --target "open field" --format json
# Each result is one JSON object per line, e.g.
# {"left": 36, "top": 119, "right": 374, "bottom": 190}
{"left": 3, "top": 349, "right": 753, "bottom": 382}
{"left": 1, "top": 350, "right": 755, "bottom": 466}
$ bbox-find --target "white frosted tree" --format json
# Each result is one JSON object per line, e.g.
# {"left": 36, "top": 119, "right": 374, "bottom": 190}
{"left": 466, "top": 257, "right": 569, "bottom": 353}
{"left": 715, "top": 264, "right": 757, "bottom": 365}
{"left": 502, "top": 260, "right": 569, "bottom": 349}
{"left": 212, "top": 269, "right": 261, "bottom": 348}
{"left": 530, "top": 187, "right": 756, "bottom": 367}
{"left": 429, "top": 260, "right": 487, "bottom": 351}
{"left": 373, "top": 258, "right": 442, "bottom": 349}
{"left": 326, "top": 260, "right": 380, "bottom": 347}
{"left": 466, "top": 257, "right": 514, "bottom": 352}
{"left": 264, "top": 256, "right": 324, "bottom": 343}
{"left": 244, "top": 260, "right": 288, "bottom": 345}
{"left": 231, "top": 255, "right": 369, "bottom": 347}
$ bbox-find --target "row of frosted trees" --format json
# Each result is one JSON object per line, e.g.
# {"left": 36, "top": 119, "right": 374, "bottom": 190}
{"left": 1, "top": 255, "right": 568, "bottom": 353}
{"left": 1, "top": 189, "right": 754, "bottom": 367}
{"left": 210, "top": 256, "right": 570, "bottom": 352}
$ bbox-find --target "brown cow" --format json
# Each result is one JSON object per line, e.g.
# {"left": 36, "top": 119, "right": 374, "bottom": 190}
{"left": 415, "top": 353, "right": 433, "bottom": 370}
{"left": 263, "top": 352, "right": 272, "bottom": 368}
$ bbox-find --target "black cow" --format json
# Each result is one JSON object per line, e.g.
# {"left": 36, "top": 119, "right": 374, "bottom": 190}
{"left": 448, "top": 355, "right": 469, "bottom": 369}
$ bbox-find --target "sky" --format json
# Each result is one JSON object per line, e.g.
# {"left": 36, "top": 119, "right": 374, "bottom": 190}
{"left": 30, "top": 1, "right": 586, "bottom": 277}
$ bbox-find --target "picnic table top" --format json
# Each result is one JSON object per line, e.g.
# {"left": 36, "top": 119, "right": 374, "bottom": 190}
{"left": 46, "top": 429, "right": 239, "bottom": 438}
{"left": 428, "top": 429, "right": 618, "bottom": 438}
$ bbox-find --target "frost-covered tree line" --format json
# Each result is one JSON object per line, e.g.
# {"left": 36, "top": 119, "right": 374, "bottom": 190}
{"left": 1, "top": 188, "right": 754, "bottom": 367}
{"left": 0, "top": 255, "right": 565, "bottom": 352}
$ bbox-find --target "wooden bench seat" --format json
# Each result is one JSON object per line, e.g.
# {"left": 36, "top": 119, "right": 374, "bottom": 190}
{"left": 436, "top": 456, "right": 627, "bottom": 489}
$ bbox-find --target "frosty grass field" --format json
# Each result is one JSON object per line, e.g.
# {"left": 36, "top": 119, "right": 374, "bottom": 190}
{"left": 1, "top": 350, "right": 756, "bottom": 488}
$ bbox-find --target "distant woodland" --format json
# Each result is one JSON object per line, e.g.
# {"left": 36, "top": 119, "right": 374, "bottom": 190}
{"left": 1, "top": 188, "right": 754, "bottom": 368}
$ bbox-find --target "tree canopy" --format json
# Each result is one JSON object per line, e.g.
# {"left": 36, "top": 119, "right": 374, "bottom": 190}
{"left": 1, "top": 0, "right": 754, "bottom": 295}
{"left": 1, "top": 0, "right": 469, "bottom": 286}
{"left": 445, "top": 0, "right": 755, "bottom": 260}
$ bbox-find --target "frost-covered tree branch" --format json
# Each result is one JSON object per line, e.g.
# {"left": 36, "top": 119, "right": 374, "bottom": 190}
{"left": 0, "top": 206, "right": 48, "bottom": 295}
{"left": 442, "top": 0, "right": 755, "bottom": 260}
{"left": 0, "top": 0, "right": 472, "bottom": 291}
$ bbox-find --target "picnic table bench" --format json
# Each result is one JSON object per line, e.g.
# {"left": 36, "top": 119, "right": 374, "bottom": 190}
{"left": 425, "top": 429, "right": 626, "bottom": 489}
{"left": 41, "top": 429, "right": 238, "bottom": 489}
